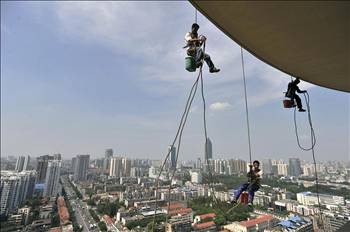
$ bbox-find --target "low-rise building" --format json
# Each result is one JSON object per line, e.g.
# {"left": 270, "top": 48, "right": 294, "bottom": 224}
{"left": 193, "top": 221, "right": 216, "bottom": 231}
{"left": 224, "top": 214, "right": 278, "bottom": 232}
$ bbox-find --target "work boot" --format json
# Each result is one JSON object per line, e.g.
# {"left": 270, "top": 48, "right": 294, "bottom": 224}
{"left": 298, "top": 108, "right": 306, "bottom": 112}
{"left": 209, "top": 67, "right": 220, "bottom": 73}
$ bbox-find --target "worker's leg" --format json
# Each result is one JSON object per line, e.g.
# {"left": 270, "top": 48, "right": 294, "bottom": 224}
{"left": 247, "top": 184, "right": 260, "bottom": 203}
{"left": 234, "top": 183, "right": 249, "bottom": 201}
{"left": 294, "top": 94, "right": 305, "bottom": 111}
{"left": 195, "top": 48, "right": 204, "bottom": 67}
{"left": 203, "top": 53, "right": 214, "bottom": 69}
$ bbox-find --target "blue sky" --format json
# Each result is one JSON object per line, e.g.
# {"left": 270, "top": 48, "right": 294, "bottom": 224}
{"left": 1, "top": 1, "right": 349, "bottom": 161}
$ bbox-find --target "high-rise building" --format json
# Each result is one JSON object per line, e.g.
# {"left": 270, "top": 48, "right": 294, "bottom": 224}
{"left": 191, "top": 171, "right": 202, "bottom": 184}
{"left": 44, "top": 159, "right": 61, "bottom": 197}
{"left": 104, "top": 149, "right": 114, "bottom": 172}
{"left": 109, "top": 157, "right": 123, "bottom": 177}
{"left": 36, "top": 155, "right": 55, "bottom": 183}
{"left": 228, "top": 159, "right": 247, "bottom": 174}
{"left": 122, "top": 158, "right": 131, "bottom": 177}
{"left": 109, "top": 157, "right": 131, "bottom": 177}
{"left": 71, "top": 157, "right": 77, "bottom": 173}
{"left": 168, "top": 145, "right": 177, "bottom": 170}
{"left": 0, "top": 171, "right": 36, "bottom": 216}
{"left": 15, "top": 155, "right": 30, "bottom": 172}
{"left": 196, "top": 158, "right": 202, "bottom": 170}
{"left": 289, "top": 158, "right": 302, "bottom": 177}
{"left": 205, "top": 138, "right": 213, "bottom": 160}
{"left": 277, "top": 163, "right": 289, "bottom": 176}
{"left": 105, "top": 149, "right": 113, "bottom": 158}
{"left": 73, "top": 155, "right": 90, "bottom": 182}
{"left": 262, "top": 159, "right": 273, "bottom": 175}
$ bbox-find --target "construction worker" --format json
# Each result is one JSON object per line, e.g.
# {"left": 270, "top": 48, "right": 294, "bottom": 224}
{"left": 232, "top": 160, "right": 262, "bottom": 207}
{"left": 184, "top": 23, "right": 220, "bottom": 73}
{"left": 285, "top": 78, "right": 307, "bottom": 112}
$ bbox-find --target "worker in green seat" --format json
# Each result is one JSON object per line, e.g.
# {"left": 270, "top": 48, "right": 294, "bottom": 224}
{"left": 285, "top": 78, "right": 307, "bottom": 112}
{"left": 232, "top": 160, "right": 262, "bottom": 207}
{"left": 184, "top": 23, "right": 220, "bottom": 73}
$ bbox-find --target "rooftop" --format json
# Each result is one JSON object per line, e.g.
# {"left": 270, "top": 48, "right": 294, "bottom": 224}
{"left": 239, "top": 214, "right": 273, "bottom": 228}
{"left": 198, "top": 213, "right": 216, "bottom": 220}
{"left": 193, "top": 221, "right": 216, "bottom": 230}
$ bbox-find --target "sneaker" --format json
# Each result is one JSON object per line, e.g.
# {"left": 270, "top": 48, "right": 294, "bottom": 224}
{"left": 209, "top": 67, "right": 220, "bottom": 73}
{"left": 298, "top": 109, "right": 306, "bottom": 112}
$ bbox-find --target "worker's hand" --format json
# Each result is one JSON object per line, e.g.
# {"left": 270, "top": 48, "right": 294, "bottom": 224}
{"left": 200, "top": 35, "right": 207, "bottom": 42}
{"left": 249, "top": 164, "right": 253, "bottom": 170}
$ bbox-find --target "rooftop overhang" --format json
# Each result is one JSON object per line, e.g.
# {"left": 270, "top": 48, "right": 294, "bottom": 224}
{"left": 190, "top": 1, "right": 350, "bottom": 92}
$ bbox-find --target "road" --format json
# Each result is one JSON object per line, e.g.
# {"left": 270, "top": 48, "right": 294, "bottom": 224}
{"left": 61, "top": 176, "right": 99, "bottom": 232}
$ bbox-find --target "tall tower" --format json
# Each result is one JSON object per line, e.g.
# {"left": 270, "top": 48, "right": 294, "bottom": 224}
{"left": 73, "top": 155, "right": 90, "bottom": 182}
{"left": 168, "top": 145, "right": 177, "bottom": 170}
{"left": 15, "top": 155, "right": 30, "bottom": 172}
{"left": 44, "top": 159, "right": 61, "bottom": 197}
{"left": 205, "top": 138, "right": 213, "bottom": 160}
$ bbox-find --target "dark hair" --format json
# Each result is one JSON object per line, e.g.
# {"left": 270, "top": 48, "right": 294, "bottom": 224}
{"left": 253, "top": 160, "right": 260, "bottom": 165}
{"left": 192, "top": 23, "right": 199, "bottom": 30}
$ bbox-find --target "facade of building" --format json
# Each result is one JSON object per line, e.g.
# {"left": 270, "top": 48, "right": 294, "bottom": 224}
{"left": 277, "top": 163, "right": 289, "bottom": 176}
{"left": 36, "top": 155, "right": 56, "bottom": 183}
{"left": 289, "top": 158, "right": 302, "bottom": 177}
{"left": 0, "top": 171, "right": 36, "bottom": 216}
{"left": 169, "top": 145, "right": 177, "bottom": 170}
{"left": 109, "top": 157, "right": 131, "bottom": 177}
{"left": 297, "top": 192, "right": 345, "bottom": 206}
{"left": 44, "top": 159, "right": 62, "bottom": 197}
{"left": 15, "top": 155, "right": 30, "bottom": 172}
{"left": 73, "top": 155, "right": 90, "bottom": 182}
{"left": 224, "top": 214, "right": 277, "bottom": 232}
{"left": 262, "top": 159, "right": 273, "bottom": 175}
{"left": 191, "top": 171, "right": 202, "bottom": 184}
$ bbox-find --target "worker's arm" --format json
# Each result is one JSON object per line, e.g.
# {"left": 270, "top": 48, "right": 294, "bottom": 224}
{"left": 296, "top": 86, "right": 307, "bottom": 93}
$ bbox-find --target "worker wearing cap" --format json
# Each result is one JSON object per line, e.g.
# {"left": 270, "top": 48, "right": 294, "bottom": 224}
{"left": 232, "top": 160, "right": 262, "bottom": 207}
{"left": 184, "top": 23, "right": 220, "bottom": 73}
{"left": 285, "top": 78, "right": 307, "bottom": 112}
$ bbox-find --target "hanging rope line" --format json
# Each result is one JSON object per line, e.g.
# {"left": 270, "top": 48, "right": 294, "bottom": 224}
{"left": 240, "top": 47, "right": 253, "bottom": 165}
{"left": 293, "top": 92, "right": 324, "bottom": 228}
{"left": 195, "top": 9, "right": 198, "bottom": 24}
{"left": 293, "top": 92, "right": 316, "bottom": 151}
{"left": 152, "top": 71, "right": 201, "bottom": 230}
{"left": 165, "top": 68, "right": 202, "bottom": 225}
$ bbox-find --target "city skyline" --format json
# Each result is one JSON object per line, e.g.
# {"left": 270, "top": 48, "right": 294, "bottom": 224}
{"left": 1, "top": 1, "right": 349, "bottom": 162}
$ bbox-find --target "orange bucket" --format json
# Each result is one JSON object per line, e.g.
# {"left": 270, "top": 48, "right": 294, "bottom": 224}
{"left": 283, "top": 99, "right": 294, "bottom": 108}
{"left": 241, "top": 192, "right": 249, "bottom": 204}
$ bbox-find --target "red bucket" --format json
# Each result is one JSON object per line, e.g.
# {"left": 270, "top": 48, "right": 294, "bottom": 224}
{"left": 283, "top": 99, "right": 294, "bottom": 108}
{"left": 241, "top": 192, "right": 249, "bottom": 205}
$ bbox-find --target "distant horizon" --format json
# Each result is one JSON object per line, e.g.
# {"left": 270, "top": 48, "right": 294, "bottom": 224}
{"left": 2, "top": 153, "right": 349, "bottom": 164}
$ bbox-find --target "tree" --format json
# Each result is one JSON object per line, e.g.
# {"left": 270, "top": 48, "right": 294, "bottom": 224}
{"left": 98, "top": 221, "right": 107, "bottom": 232}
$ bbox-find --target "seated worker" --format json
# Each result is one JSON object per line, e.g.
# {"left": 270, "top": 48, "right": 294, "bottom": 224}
{"left": 232, "top": 160, "right": 262, "bottom": 207}
{"left": 184, "top": 23, "right": 220, "bottom": 73}
{"left": 285, "top": 78, "right": 307, "bottom": 112}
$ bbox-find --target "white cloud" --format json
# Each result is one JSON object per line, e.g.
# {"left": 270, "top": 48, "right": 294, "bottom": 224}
{"left": 52, "top": 1, "right": 315, "bottom": 107}
{"left": 209, "top": 102, "right": 232, "bottom": 111}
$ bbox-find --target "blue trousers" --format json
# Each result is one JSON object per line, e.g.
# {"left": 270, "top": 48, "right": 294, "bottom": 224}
{"left": 234, "top": 183, "right": 260, "bottom": 203}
